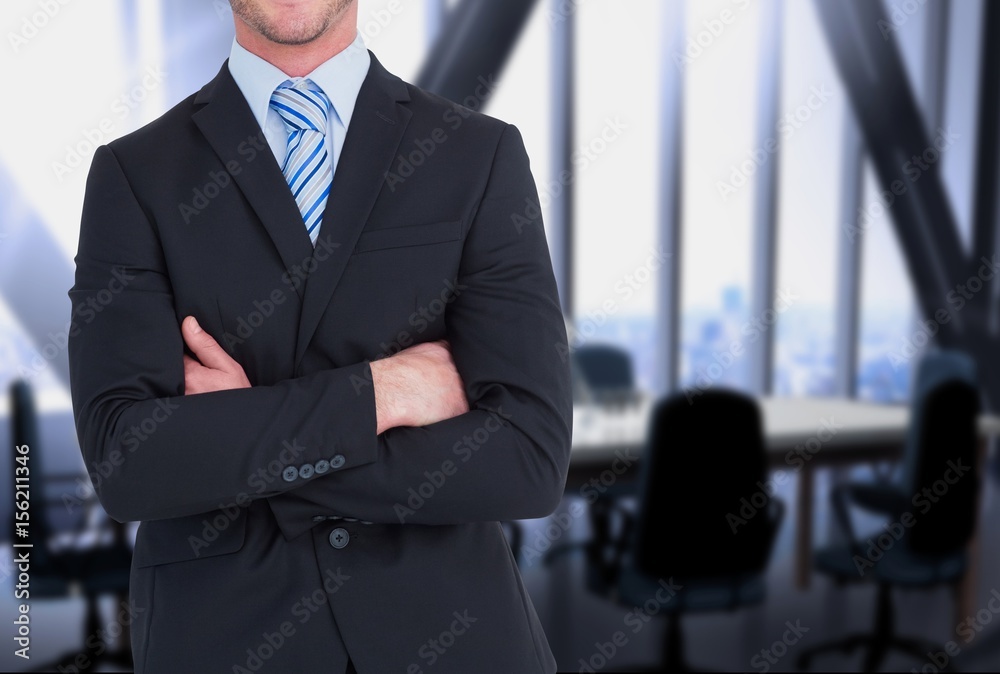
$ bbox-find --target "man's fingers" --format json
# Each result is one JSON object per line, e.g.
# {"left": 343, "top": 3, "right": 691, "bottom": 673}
{"left": 181, "top": 316, "right": 237, "bottom": 372}
{"left": 183, "top": 354, "right": 205, "bottom": 395}
{"left": 183, "top": 354, "right": 204, "bottom": 375}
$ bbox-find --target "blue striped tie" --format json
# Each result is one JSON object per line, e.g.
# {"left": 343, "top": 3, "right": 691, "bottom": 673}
{"left": 269, "top": 78, "right": 333, "bottom": 246}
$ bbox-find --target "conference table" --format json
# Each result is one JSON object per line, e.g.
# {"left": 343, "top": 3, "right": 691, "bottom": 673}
{"left": 569, "top": 396, "right": 1000, "bottom": 617}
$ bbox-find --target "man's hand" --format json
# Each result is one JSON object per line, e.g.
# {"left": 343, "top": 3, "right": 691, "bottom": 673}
{"left": 370, "top": 340, "right": 469, "bottom": 434}
{"left": 181, "top": 316, "right": 251, "bottom": 395}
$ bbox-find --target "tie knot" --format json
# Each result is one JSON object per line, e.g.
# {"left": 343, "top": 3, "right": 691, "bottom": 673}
{"left": 269, "top": 78, "right": 331, "bottom": 133}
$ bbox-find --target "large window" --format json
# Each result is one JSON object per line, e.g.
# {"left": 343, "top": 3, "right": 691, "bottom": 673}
{"left": 856, "top": 162, "right": 918, "bottom": 403}
{"left": 572, "top": 0, "right": 661, "bottom": 391}
{"left": 0, "top": 0, "right": 979, "bottom": 414}
{"left": 678, "top": 0, "right": 762, "bottom": 392}
{"left": 486, "top": 0, "right": 553, "bottom": 245}
{"left": 772, "top": 0, "right": 843, "bottom": 397}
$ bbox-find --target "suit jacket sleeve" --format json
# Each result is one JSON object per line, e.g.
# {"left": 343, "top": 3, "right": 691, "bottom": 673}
{"left": 69, "top": 145, "right": 381, "bottom": 523}
{"left": 266, "top": 124, "right": 573, "bottom": 534}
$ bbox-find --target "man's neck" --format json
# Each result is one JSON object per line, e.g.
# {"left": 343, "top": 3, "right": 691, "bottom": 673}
{"left": 234, "top": 16, "right": 358, "bottom": 77}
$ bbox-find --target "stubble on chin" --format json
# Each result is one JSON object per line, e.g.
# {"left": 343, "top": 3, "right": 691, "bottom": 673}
{"left": 230, "top": 0, "right": 353, "bottom": 46}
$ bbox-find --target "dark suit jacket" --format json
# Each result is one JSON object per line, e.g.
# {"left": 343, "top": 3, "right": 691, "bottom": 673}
{"left": 68, "top": 52, "right": 571, "bottom": 674}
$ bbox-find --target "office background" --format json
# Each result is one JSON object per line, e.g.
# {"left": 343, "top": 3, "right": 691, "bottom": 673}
{"left": 1, "top": 0, "right": 999, "bottom": 671}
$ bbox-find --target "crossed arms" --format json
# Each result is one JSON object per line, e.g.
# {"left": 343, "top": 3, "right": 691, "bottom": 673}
{"left": 68, "top": 125, "right": 572, "bottom": 531}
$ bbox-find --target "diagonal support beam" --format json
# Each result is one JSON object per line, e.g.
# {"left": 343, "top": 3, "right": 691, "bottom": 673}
{"left": 814, "top": 0, "right": 967, "bottom": 339}
{"left": 922, "top": 0, "right": 950, "bottom": 136}
{"left": 416, "top": 0, "right": 538, "bottom": 106}
{"left": 425, "top": 0, "right": 449, "bottom": 46}
{"left": 817, "top": 0, "right": 1000, "bottom": 408}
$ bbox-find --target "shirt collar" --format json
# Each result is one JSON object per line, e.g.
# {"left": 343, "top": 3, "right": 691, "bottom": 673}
{"left": 228, "top": 31, "right": 371, "bottom": 132}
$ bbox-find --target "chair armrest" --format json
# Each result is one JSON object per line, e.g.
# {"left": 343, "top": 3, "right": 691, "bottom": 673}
{"left": 829, "top": 481, "right": 908, "bottom": 558}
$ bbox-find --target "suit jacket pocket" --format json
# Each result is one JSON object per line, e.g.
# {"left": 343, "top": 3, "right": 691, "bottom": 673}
{"left": 132, "top": 508, "right": 247, "bottom": 568}
{"left": 353, "top": 220, "right": 462, "bottom": 253}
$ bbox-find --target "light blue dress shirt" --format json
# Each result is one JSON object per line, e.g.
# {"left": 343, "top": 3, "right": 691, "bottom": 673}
{"left": 227, "top": 32, "right": 371, "bottom": 173}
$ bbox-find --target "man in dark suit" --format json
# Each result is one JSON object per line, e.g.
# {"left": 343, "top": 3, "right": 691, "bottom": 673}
{"left": 68, "top": 1, "right": 571, "bottom": 671}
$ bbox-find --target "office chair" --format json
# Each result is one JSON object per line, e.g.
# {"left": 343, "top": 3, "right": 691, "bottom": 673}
{"left": 797, "top": 350, "right": 981, "bottom": 672}
{"left": 548, "top": 389, "right": 785, "bottom": 670}
{"left": 513, "top": 344, "right": 637, "bottom": 567}
{"left": 571, "top": 344, "right": 636, "bottom": 405}
{"left": 9, "top": 380, "right": 134, "bottom": 672}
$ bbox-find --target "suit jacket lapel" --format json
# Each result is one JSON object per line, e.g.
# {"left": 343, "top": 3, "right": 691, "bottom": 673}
{"left": 192, "top": 63, "right": 315, "bottom": 299}
{"left": 293, "top": 54, "right": 412, "bottom": 369}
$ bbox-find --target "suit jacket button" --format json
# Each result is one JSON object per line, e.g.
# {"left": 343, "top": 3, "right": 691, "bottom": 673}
{"left": 282, "top": 466, "right": 299, "bottom": 482}
{"left": 315, "top": 459, "right": 330, "bottom": 474}
{"left": 330, "top": 454, "right": 346, "bottom": 469}
{"left": 299, "top": 463, "right": 315, "bottom": 479}
{"left": 329, "top": 527, "right": 350, "bottom": 549}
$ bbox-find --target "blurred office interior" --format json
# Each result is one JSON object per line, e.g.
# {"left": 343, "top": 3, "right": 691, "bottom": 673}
{"left": 1, "top": 0, "right": 1000, "bottom": 670}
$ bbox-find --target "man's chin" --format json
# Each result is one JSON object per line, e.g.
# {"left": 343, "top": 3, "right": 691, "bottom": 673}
{"left": 266, "top": 30, "right": 327, "bottom": 46}
{"left": 257, "top": 19, "right": 332, "bottom": 45}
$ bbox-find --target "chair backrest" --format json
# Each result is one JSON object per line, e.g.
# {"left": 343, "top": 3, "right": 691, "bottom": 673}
{"left": 9, "top": 380, "right": 52, "bottom": 565}
{"left": 572, "top": 345, "right": 634, "bottom": 401}
{"left": 631, "top": 389, "right": 776, "bottom": 580}
{"left": 899, "top": 351, "right": 980, "bottom": 555}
